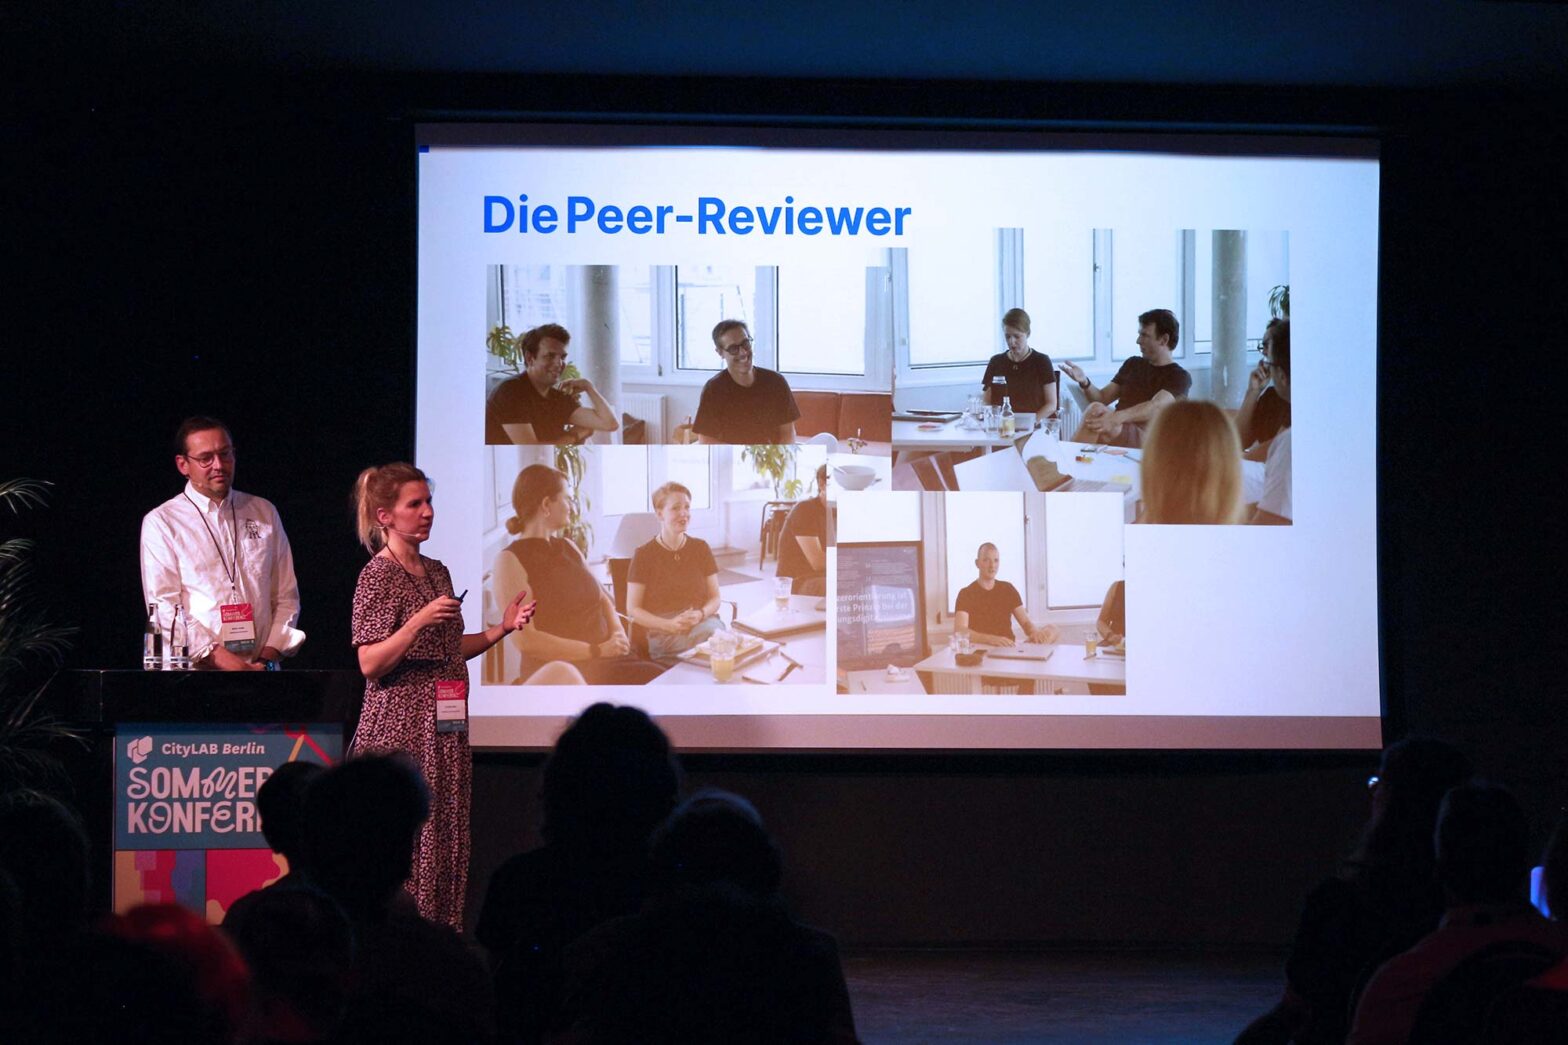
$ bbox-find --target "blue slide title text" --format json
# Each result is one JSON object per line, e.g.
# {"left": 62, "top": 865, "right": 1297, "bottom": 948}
{"left": 484, "top": 195, "right": 913, "bottom": 237}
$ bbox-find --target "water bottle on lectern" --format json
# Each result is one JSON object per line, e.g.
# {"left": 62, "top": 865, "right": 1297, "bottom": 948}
{"left": 142, "top": 603, "right": 163, "bottom": 671}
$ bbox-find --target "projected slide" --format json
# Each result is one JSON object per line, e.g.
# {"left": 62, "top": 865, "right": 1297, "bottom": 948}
{"left": 415, "top": 124, "right": 1381, "bottom": 750}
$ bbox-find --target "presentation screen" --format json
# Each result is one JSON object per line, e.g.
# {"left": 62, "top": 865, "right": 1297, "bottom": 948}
{"left": 414, "top": 122, "right": 1381, "bottom": 751}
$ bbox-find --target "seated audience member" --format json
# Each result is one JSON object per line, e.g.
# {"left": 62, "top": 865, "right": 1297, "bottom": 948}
{"left": 220, "top": 887, "right": 355, "bottom": 1045}
{"left": 628, "top": 482, "right": 724, "bottom": 658}
{"left": 486, "top": 324, "right": 620, "bottom": 445}
{"left": 0, "top": 789, "right": 91, "bottom": 1040}
{"left": 1237, "top": 738, "right": 1472, "bottom": 1045}
{"left": 1096, "top": 579, "right": 1125, "bottom": 646}
{"left": 555, "top": 789, "right": 860, "bottom": 1044}
{"left": 776, "top": 464, "right": 831, "bottom": 596}
{"left": 1480, "top": 813, "right": 1568, "bottom": 1043}
{"left": 477, "top": 703, "right": 681, "bottom": 1045}
{"left": 61, "top": 904, "right": 253, "bottom": 1045}
{"left": 1060, "top": 308, "right": 1191, "bottom": 447}
{"left": 982, "top": 308, "right": 1058, "bottom": 417}
{"left": 226, "top": 760, "right": 324, "bottom": 908}
{"left": 1250, "top": 324, "right": 1293, "bottom": 524}
{"left": 693, "top": 320, "right": 801, "bottom": 444}
{"left": 954, "top": 543, "right": 1059, "bottom": 647}
{"left": 1139, "top": 399, "right": 1244, "bottom": 524}
{"left": 304, "top": 754, "right": 495, "bottom": 1045}
{"left": 1347, "top": 784, "right": 1567, "bottom": 1045}
{"left": 1237, "top": 318, "right": 1292, "bottom": 460}
{"left": 494, "top": 465, "right": 662, "bottom": 684}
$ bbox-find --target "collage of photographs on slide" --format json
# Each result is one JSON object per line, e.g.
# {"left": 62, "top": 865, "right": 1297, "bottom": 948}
{"left": 477, "top": 228, "right": 1291, "bottom": 697}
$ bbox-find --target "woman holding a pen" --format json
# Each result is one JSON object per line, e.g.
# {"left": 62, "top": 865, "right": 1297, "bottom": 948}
{"left": 349, "top": 460, "right": 551, "bottom": 929}
{"left": 492, "top": 464, "right": 663, "bottom": 685}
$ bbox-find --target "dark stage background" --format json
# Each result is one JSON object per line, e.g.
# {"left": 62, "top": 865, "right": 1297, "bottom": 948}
{"left": 7, "top": 58, "right": 1566, "bottom": 945}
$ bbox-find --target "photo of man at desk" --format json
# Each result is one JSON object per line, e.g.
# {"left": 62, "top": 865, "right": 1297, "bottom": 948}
{"left": 481, "top": 443, "right": 829, "bottom": 687}
{"left": 954, "top": 543, "right": 1059, "bottom": 648}
{"left": 836, "top": 491, "right": 1126, "bottom": 696}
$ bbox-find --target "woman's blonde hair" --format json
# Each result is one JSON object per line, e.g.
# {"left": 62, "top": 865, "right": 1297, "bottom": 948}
{"left": 506, "top": 464, "right": 568, "bottom": 535}
{"left": 1140, "top": 400, "right": 1243, "bottom": 525}
{"left": 1002, "top": 307, "right": 1031, "bottom": 335}
{"left": 353, "top": 462, "right": 430, "bottom": 553}
{"left": 651, "top": 481, "right": 692, "bottom": 512}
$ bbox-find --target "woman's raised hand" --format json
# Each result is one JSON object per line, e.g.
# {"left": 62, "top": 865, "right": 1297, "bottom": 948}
{"left": 503, "top": 590, "right": 538, "bottom": 633}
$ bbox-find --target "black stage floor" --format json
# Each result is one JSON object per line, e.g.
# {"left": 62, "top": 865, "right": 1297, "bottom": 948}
{"left": 843, "top": 948, "right": 1280, "bottom": 1044}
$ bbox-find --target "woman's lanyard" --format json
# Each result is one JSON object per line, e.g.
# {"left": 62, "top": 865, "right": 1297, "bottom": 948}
{"left": 184, "top": 491, "right": 243, "bottom": 602}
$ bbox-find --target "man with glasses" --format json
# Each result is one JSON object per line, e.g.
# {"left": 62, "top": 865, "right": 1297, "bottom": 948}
{"left": 140, "top": 416, "right": 305, "bottom": 670}
{"left": 693, "top": 320, "right": 801, "bottom": 444}
{"left": 485, "top": 323, "right": 620, "bottom": 445}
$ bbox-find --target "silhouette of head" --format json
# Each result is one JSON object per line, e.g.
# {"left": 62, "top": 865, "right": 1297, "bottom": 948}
{"left": 97, "top": 903, "right": 252, "bottom": 1044}
{"left": 223, "top": 887, "right": 354, "bottom": 1039}
{"left": 1355, "top": 737, "right": 1472, "bottom": 876}
{"left": 256, "top": 760, "right": 325, "bottom": 869}
{"left": 1436, "top": 783, "right": 1530, "bottom": 905}
{"left": 303, "top": 753, "right": 430, "bottom": 914}
{"left": 650, "top": 789, "right": 783, "bottom": 899}
{"left": 542, "top": 702, "right": 679, "bottom": 851}
{"left": 0, "top": 789, "right": 90, "bottom": 947}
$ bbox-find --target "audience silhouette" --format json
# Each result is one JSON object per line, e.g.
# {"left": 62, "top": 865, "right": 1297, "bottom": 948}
{"left": 1479, "top": 812, "right": 1568, "bottom": 1043}
{"left": 553, "top": 788, "right": 860, "bottom": 1044}
{"left": 477, "top": 702, "right": 681, "bottom": 1044}
{"left": 0, "top": 787, "right": 93, "bottom": 1041}
{"left": 1347, "top": 783, "right": 1566, "bottom": 1045}
{"left": 1238, "top": 737, "right": 1473, "bottom": 1044}
{"left": 43, "top": 903, "right": 252, "bottom": 1045}
{"left": 302, "top": 752, "right": 495, "bottom": 1044}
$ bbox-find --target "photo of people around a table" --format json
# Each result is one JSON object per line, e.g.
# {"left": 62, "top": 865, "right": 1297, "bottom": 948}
{"left": 890, "top": 232, "right": 1292, "bottom": 525}
{"left": 480, "top": 443, "right": 833, "bottom": 687}
{"left": 485, "top": 263, "right": 894, "bottom": 455}
{"left": 836, "top": 490, "right": 1127, "bottom": 696}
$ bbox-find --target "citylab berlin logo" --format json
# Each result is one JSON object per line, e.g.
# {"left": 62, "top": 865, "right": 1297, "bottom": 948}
{"left": 126, "top": 735, "right": 154, "bottom": 765}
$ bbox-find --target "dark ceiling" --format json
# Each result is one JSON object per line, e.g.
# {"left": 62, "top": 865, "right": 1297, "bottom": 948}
{"left": 26, "top": 1, "right": 1568, "bottom": 89}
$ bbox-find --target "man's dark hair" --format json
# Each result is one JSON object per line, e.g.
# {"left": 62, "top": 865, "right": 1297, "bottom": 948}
{"left": 173, "top": 416, "right": 232, "bottom": 456}
{"left": 520, "top": 323, "right": 571, "bottom": 361}
{"left": 303, "top": 754, "right": 430, "bottom": 914}
{"left": 711, "top": 319, "right": 750, "bottom": 348}
{"left": 541, "top": 702, "right": 679, "bottom": 850}
{"left": 650, "top": 789, "right": 782, "bottom": 898}
{"left": 257, "top": 761, "right": 325, "bottom": 867}
{"left": 1266, "top": 318, "right": 1290, "bottom": 377}
{"left": 1436, "top": 783, "right": 1530, "bottom": 904}
{"left": 1138, "top": 308, "right": 1180, "bottom": 351}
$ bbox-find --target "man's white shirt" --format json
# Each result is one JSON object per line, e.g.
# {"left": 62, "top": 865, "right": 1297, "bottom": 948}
{"left": 1258, "top": 426, "right": 1293, "bottom": 521}
{"left": 140, "top": 481, "right": 305, "bottom": 660}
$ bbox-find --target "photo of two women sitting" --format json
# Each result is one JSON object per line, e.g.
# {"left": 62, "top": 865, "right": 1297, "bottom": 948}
{"left": 480, "top": 444, "right": 832, "bottom": 687}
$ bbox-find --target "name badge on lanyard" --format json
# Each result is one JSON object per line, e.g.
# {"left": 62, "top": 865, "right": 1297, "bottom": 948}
{"left": 220, "top": 603, "right": 257, "bottom": 654}
{"left": 436, "top": 679, "right": 469, "bottom": 734}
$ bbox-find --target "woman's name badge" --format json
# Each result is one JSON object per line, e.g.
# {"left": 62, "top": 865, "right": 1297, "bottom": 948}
{"left": 220, "top": 603, "right": 257, "bottom": 654}
{"left": 436, "top": 680, "right": 469, "bottom": 733}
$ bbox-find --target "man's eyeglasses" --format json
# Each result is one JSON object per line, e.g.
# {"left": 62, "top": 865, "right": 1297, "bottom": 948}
{"left": 719, "top": 337, "right": 754, "bottom": 357}
{"left": 183, "top": 448, "right": 236, "bottom": 467}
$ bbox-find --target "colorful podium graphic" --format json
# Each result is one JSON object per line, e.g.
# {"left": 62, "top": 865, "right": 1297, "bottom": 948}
{"left": 114, "top": 723, "right": 341, "bottom": 922}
